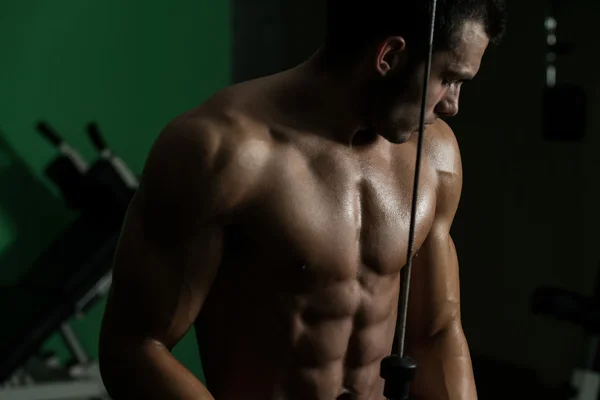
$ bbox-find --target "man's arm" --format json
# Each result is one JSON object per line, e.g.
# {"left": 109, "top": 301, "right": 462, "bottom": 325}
{"left": 406, "top": 124, "right": 477, "bottom": 400}
{"left": 99, "top": 117, "right": 262, "bottom": 399}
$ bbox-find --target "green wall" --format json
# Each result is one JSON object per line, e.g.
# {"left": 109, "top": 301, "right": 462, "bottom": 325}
{"left": 0, "top": 1, "right": 231, "bottom": 381}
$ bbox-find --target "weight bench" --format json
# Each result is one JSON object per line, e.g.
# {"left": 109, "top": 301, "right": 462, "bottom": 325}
{"left": 0, "top": 209, "right": 125, "bottom": 400}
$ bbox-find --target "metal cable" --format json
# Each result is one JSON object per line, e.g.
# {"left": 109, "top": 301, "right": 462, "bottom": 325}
{"left": 396, "top": 0, "right": 439, "bottom": 357}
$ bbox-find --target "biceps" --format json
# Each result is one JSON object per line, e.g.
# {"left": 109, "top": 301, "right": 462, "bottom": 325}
{"left": 103, "top": 201, "right": 224, "bottom": 348}
{"left": 406, "top": 231, "right": 461, "bottom": 342}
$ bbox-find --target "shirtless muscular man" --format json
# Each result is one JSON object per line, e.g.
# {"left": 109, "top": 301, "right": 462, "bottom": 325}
{"left": 99, "top": 1, "right": 507, "bottom": 399}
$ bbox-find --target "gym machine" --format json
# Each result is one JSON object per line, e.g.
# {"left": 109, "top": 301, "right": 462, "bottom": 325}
{"left": 0, "top": 122, "right": 137, "bottom": 399}
{"left": 532, "top": 265, "right": 600, "bottom": 400}
{"left": 542, "top": 0, "right": 586, "bottom": 143}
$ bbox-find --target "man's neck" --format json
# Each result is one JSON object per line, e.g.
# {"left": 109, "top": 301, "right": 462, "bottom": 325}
{"left": 274, "top": 49, "right": 374, "bottom": 146}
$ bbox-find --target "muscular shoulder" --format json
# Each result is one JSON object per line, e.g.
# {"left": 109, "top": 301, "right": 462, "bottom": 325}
{"left": 424, "top": 120, "right": 462, "bottom": 178}
{"left": 139, "top": 102, "right": 273, "bottom": 224}
{"left": 424, "top": 120, "right": 463, "bottom": 225}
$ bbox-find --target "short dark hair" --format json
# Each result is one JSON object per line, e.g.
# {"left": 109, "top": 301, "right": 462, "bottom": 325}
{"left": 325, "top": 0, "right": 506, "bottom": 57}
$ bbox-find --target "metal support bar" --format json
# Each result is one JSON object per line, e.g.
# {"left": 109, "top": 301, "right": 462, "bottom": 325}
{"left": 59, "top": 324, "right": 89, "bottom": 365}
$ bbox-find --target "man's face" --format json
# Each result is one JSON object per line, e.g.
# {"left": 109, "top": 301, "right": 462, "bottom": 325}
{"left": 365, "top": 20, "right": 490, "bottom": 144}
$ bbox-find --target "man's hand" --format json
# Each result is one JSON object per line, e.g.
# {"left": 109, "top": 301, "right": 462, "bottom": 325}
{"left": 405, "top": 122, "right": 477, "bottom": 400}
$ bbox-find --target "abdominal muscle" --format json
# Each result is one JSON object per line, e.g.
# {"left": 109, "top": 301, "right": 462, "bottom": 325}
{"left": 197, "top": 267, "right": 400, "bottom": 400}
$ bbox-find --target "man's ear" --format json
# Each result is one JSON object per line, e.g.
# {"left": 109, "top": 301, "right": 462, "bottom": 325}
{"left": 375, "top": 36, "right": 407, "bottom": 77}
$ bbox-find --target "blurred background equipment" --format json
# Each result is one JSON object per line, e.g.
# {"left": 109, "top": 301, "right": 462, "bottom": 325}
{"left": 36, "top": 122, "right": 88, "bottom": 210}
{"left": 0, "top": 1, "right": 226, "bottom": 396}
{"left": 542, "top": 0, "right": 587, "bottom": 142}
{"left": 0, "top": 122, "right": 135, "bottom": 399}
{"left": 532, "top": 265, "right": 600, "bottom": 400}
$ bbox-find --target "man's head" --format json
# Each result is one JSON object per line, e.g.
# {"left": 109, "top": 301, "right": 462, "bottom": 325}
{"left": 324, "top": 0, "right": 507, "bottom": 143}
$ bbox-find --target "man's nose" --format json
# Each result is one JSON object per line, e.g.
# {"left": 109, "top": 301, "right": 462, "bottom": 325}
{"left": 435, "top": 91, "right": 460, "bottom": 117}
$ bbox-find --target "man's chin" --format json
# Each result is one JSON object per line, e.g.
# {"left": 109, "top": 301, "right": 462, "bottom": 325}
{"left": 381, "top": 131, "right": 413, "bottom": 144}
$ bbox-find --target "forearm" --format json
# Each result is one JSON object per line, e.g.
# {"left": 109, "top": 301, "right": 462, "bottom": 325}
{"left": 100, "top": 338, "right": 214, "bottom": 400}
{"left": 408, "top": 324, "right": 477, "bottom": 400}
